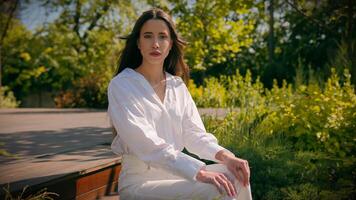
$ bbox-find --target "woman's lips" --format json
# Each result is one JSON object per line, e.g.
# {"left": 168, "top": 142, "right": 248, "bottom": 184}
{"left": 150, "top": 51, "right": 161, "bottom": 57}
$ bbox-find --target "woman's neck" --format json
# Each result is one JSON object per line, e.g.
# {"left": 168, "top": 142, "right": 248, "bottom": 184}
{"left": 135, "top": 62, "right": 165, "bottom": 85}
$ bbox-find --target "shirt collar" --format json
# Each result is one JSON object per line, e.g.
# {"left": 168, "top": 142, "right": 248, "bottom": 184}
{"left": 121, "top": 67, "right": 173, "bottom": 83}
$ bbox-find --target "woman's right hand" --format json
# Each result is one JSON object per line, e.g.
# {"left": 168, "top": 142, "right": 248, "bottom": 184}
{"left": 195, "top": 166, "right": 236, "bottom": 197}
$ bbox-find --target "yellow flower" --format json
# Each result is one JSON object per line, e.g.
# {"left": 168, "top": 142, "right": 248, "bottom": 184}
{"left": 34, "top": 66, "right": 47, "bottom": 77}
{"left": 20, "top": 52, "right": 31, "bottom": 61}
{"left": 316, "top": 131, "right": 329, "bottom": 142}
{"left": 312, "top": 105, "right": 320, "bottom": 113}
{"left": 44, "top": 47, "right": 53, "bottom": 53}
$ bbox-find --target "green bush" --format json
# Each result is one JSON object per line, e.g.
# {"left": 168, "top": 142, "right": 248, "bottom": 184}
{"left": 0, "top": 86, "right": 19, "bottom": 108}
{"left": 54, "top": 73, "right": 109, "bottom": 108}
{"left": 189, "top": 77, "right": 227, "bottom": 107}
{"left": 198, "top": 68, "right": 355, "bottom": 199}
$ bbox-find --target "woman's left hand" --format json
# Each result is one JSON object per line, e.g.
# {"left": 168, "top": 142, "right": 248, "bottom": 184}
{"left": 216, "top": 150, "right": 250, "bottom": 187}
{"left": 225, "top": 156, "right": 250, "bottom": 187}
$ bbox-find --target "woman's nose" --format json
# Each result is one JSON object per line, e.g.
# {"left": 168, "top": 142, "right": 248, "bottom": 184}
{"left": 152, "top": 38, "right": 159, "bottom": 49}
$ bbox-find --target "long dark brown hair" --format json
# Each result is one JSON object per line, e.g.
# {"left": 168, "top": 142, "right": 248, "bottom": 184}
{"left": 115, "top": 8, "right": 190, "bottom": 83}
{"left": 112, "top": 8, "right": 190, "bottom": 137}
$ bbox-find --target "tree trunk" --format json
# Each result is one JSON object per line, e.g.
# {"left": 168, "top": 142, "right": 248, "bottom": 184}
{"left": 268, "top": 0, "right": 275, "bottom": 67}
{"left": 0, "top": 45, "right": 2, "bottom": 87}
{"left": 346, "top": 0, "right": 356, "bottom": 86}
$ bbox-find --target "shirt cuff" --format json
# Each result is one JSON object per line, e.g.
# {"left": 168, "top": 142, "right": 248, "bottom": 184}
{"left": 174, "top": 152, "right": 206, "bottom": 181}
{"left": 204, "top": 143, "right": 234, "bottom": 163}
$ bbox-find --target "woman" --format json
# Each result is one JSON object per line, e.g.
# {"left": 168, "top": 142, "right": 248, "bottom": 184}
{"left": 108, "top": 8, "right": 252, "bottom": 200}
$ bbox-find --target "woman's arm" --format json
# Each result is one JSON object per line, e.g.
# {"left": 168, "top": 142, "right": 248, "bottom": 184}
{"left": 181, "top": 85, "right": 232, "bottom": 162}
{"left": 179, "top": 81, "right": 250, "bottom": 194}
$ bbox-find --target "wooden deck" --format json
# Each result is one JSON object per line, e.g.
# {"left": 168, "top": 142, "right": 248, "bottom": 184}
{"left": 0, "top": 109, "right": 121, "bottom": 199}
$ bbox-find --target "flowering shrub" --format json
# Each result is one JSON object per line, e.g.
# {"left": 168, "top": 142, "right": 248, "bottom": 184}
{"left": 194, "top": 68, "right": 356, "bottom": 199}
{"left": 54, "top": 73, "right": 108, "bottom": 108}
{"left": 0, "top": 86, "right": 19, "bottom": 108}
{"left": 189, "top": 77, "right": 227, "bottom": 107}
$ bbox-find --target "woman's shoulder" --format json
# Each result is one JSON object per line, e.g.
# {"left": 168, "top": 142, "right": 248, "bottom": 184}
{"left": 166, "top": 73, "right": 191, "bottom": 99}
{"left": 166, "top": 72, "right": 186, "bottom": 87}
{"left": 108, "top": 68, "right": 136, "bottom": 92}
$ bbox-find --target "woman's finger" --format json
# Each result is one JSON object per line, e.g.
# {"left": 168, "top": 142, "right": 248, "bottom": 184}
{"left": 219, "top": 174, "right": 236, "bottom": 196}
{"left": 240, "top": 163, "right": 249, "bottom": 186}
{"left": 244, "top": 161, "right": 250, "bottom": 183}
{"left": 217, "top": 174, "right": 234, "bottom": 197}
{"left": 232, "top": 166, "right": 244, "bottom": 185}
{"left": 245, "top": 160, "right": 250, "bottom": 175}
{"left": 240, "top": 169, "right": 247, "bottom": 184}
{"left": 212, "top": 177, "right": 224, "bottom": 195}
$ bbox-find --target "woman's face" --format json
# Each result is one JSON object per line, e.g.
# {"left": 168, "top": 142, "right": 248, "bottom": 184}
{"left": 137, "top": 19, "right": 172, "bottom": 67}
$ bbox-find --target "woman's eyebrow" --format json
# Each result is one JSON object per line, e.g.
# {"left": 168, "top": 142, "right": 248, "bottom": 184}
{"left": 143, "top": 32, "right": 168, "bottom": 35}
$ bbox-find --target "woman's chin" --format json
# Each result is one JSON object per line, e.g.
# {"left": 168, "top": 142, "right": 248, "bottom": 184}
{"left": 144, "top": 58, "right": 165, "bottom": 65}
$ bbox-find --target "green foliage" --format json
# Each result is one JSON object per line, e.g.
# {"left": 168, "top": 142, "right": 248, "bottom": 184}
{"left": 170, "top": 0, "right": 259, "bottom": 71}
{"left": 2, "top": 184, "right": 58, "bottom": 200}
{"left": 2, "top": 18, "right": 38, "bottom": 100}
{"left": 188, "top": 77, "right": 227, "bottom": 108}
{"left": 199, "top": 68, "right": 356, "bottom": 199}
{"left": 1, "top": 0, "right": 138, "bottom": 107}
{"left": 190, "top": 70, "right": 265, "bottom": 109}
{"left": 261, "top": 68, "right": 356, "bottom": 157}
{"left": 236, "top": 0, "right": 355, "bottom": 87}
{"left": 3, "top": 0, "right": 355, "bottom": 107}
{"left": 328, "top": 40, "right": 356, "bottom": 80}
{"left": 54, "top": 73, "right": 109, "bottom": 108}
{"left": 0, "top": 86, "right": 19, "bottom": 108}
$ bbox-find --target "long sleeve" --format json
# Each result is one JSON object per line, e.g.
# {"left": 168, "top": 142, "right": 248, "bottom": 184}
{"left": 182, "top": 85, "right": 230, "bottom": 163}
{"left": 108, "top": 81, "right": 205, "bottom": 181}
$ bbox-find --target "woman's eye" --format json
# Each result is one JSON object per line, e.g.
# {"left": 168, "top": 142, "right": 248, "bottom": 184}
{"left": 143, "top": 35, "right": 152, "bottom": 39}
{"left": 159, "top": 35, "right": 168, "bottom": 39}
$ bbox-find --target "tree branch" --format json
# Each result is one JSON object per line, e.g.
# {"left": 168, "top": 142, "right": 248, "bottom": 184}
{"left": 73, "top": 0, "right": 82, "bottom": 40}
{"left": 0, "top": 0, "right": 19, "bottom": 45}
{"left": 82, "top": 1, "right": 111, "bottom": 41}
{"left": 285, "top": 0, "right": 334, "bottom": 34}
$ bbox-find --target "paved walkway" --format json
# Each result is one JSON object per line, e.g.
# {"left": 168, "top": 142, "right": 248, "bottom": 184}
{"left": 0, "top": 108, "right": 228, "bottom": 160}
{"left": 0, "top": 108, "right": 111, "bottom": 161}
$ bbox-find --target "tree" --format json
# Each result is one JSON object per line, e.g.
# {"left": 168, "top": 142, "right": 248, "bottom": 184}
{"left": 38, "top": 0, "right": 140, "bottom": 107}
{"left": 234, "top": 0, "right": 356, "bottom": 87}
{"left": 0, "top": 0, "right": 20, "bottom": 87}
{"left": 283, "top": 0, "right": 355, "bottom": 84}
{"left": 2, "top": 0, "right": 140, "bottom": 107}
{"left": 2, "top": 16, "right": 34, "bottom": 100}
{"left": 168, "top": 0, "right": 261, "bottom": 82}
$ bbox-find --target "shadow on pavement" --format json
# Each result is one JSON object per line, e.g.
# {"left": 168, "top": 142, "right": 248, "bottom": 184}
{"left": 0, "top": 127, "right": 113, "bottom": 163}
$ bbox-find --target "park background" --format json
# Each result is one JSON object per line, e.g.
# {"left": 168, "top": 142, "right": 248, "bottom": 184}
{"left": 0, "top": 0, "right": 355, "bottom": 199}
